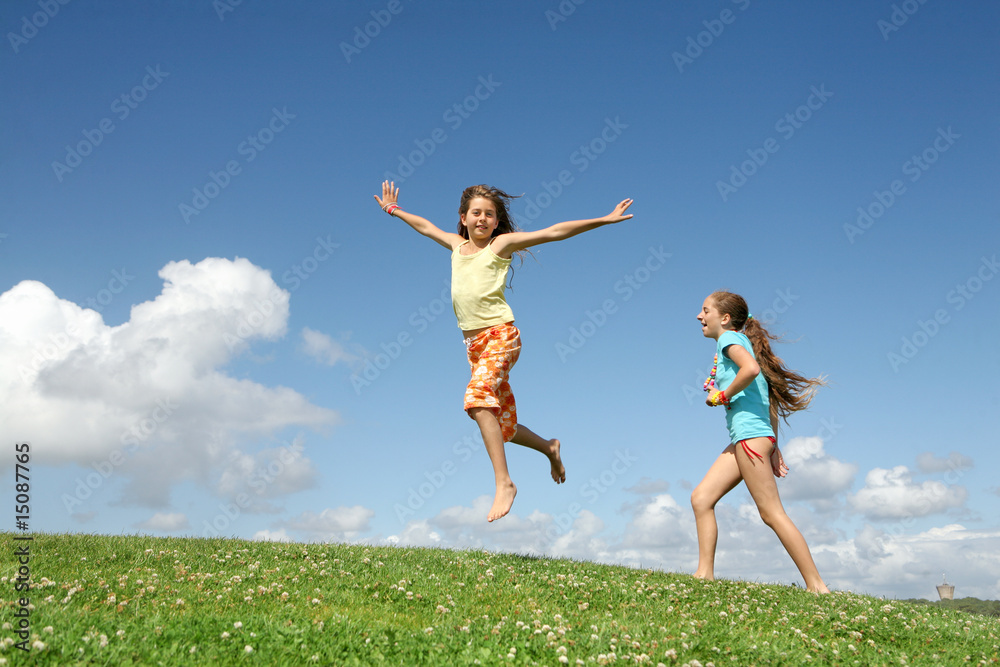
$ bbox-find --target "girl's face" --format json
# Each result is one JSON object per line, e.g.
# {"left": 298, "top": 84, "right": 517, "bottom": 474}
{"left": 461, "top": 197, "right": 499, "bottom": 241}
{"left": 697, "top": 297, "right": 731, "bottom": 340}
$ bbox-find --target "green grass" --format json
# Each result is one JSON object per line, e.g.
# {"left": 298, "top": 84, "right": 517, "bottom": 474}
{"left": 2, "top": 533, "right": 998, "bottom": 666}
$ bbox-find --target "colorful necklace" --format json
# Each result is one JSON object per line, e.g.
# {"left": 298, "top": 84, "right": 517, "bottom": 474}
{"left": 702, "top": 354, "right": 718, "bottom": 392}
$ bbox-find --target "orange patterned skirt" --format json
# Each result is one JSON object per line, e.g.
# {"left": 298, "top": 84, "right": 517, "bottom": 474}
{"left": 463, "top": 323, "right": 521, "bottom": 442}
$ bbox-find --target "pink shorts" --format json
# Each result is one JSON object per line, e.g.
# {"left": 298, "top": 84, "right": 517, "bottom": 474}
{"left": 463, "top": 323, "right": 521, "bottom": 442}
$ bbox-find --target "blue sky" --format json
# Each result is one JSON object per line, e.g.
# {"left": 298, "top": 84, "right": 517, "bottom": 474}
{"left": 2, "top": 0, "right": 998, "bottom": 600}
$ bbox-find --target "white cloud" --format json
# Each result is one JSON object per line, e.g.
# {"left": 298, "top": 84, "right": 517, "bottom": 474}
{"left": 824, "top": 524, "right": 1000, "bottom": 600}
{"left": 216, "top": 434, "right": 318, "bottom": 510}
{"left": 779, "top": 436, "right": 858, "bottom": 503}
{"left": 137, "top": 512, "right": 189, "bottom": 532}
{"left": 0, "top": 258, "right": 337, "bottom": 509}
{"left": 286, "top": 506, "right": 376, "bottom": 540}
{"left": 849, "top": 466, "right": 967, "bottom": 520}
{"left": 915, "top": 451, "right": 974, "bottom": 474}
{"left": 618, "top": 494, "right": 689, "bottom": 550}
{"left": 300, "top": 327, "right": 360, "bottom": 366}
{"left": 624, "top": 477, "right": 671, "bottom": 495}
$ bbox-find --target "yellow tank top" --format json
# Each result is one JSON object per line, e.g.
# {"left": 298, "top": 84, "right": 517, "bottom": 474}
{"left": 451, "top": 241, "right": 514, "bottom": 330}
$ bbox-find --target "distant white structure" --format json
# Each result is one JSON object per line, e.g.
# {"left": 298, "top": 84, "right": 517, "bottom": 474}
{"left": 936, "top": 574, "right": 955, "bottom": 600}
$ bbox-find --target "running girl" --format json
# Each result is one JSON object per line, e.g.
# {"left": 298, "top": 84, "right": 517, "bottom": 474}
{"left": 692, "top": 290, "right": 830, "bottom": 593}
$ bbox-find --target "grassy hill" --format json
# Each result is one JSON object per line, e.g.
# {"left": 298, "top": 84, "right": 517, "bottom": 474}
{"left": 2, "top": 533, "right": 998, "bottom": 665}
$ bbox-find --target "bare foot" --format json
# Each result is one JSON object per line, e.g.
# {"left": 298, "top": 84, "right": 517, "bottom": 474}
{"left": 808, "top": 584, "right": 831, "bottom": 595}
{"left": 546, "top": 439, "right": 566, "bottom": 484}
{"left": 487, "top": 481, "right": 517, "bottom": 522}
{"left": 693, "top": 572, "right": 714, "bottom": 581}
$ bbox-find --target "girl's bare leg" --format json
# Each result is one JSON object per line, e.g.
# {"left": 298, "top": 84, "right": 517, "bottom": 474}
{"left": 737, "top": 437, "right": 830, "bottom": 594}
{"left": 691, "top": 445, "right": 743, "bottom": 580}
{"left": 470, "top": 407, "right": 517, "bottom": 522}
{"left": 510, "top": 424, "right": 565, "bottom": 483}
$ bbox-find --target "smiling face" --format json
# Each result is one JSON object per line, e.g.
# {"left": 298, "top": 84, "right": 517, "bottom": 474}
{"left": 460, "top": 196, "right": 499, "bottom": 242}
{"left": 697, "top": 296, "right": 731, "bottom": 340}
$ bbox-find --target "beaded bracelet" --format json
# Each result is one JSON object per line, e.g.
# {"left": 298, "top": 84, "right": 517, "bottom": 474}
{"left": 710, "top": 389, "right": 731, "bottom": 410}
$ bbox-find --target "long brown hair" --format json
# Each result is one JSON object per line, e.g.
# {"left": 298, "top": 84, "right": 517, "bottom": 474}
{"left": 457, "top": 184, "right": 527, "bottom": 285}
{"left": 710, "top": 290, "right": 825, "bottom": 425}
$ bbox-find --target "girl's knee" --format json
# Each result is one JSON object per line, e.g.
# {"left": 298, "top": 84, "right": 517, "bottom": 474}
{"left": 690, "top": 487, "right": 714, "bottom": 513}
{"left": 757, "top": 506, "right": 787, "bottom": 529}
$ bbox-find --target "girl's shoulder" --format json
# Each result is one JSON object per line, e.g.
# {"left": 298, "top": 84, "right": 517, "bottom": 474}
{"left": 719, "top": 330, "right": 750, "bottom": 346}
{"left": 718, "top": 330, "right": 752, "bottom": 356}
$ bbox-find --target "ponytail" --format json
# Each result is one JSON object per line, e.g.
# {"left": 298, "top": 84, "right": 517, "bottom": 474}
{"left": 710, "top": 291, "right": 825, "bottom": 425}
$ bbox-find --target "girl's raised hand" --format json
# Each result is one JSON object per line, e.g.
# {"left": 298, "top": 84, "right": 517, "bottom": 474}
{"left": 604, "top": 198, "right": 634, "bottom": 223}
{"left": 374, "top": 180, "right": 399, "bottom": 210}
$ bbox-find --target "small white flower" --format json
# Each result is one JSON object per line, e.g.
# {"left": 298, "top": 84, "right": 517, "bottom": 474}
{"left": 221, "top": 631, "right": 231, "bottom": 639}
{"left": 234, "top": 622, "right": 243, "bottom": 629}
{"left": 244, "top": 645, "right": 253, "bottom": 654}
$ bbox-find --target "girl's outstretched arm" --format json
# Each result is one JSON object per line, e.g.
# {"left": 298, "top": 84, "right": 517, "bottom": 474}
{"left": 374, "top": 180, "right": 464, "bottom": 251}
{"left": 491, "top": 199, "right": 633, "bottom": 258}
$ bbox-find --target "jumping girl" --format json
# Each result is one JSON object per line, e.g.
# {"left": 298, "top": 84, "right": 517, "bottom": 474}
{"left": 692, "top": 290, "right": 830, "bottom": 593}
{"left": 375, "top": 181, "right": 633, "bottom": 522}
